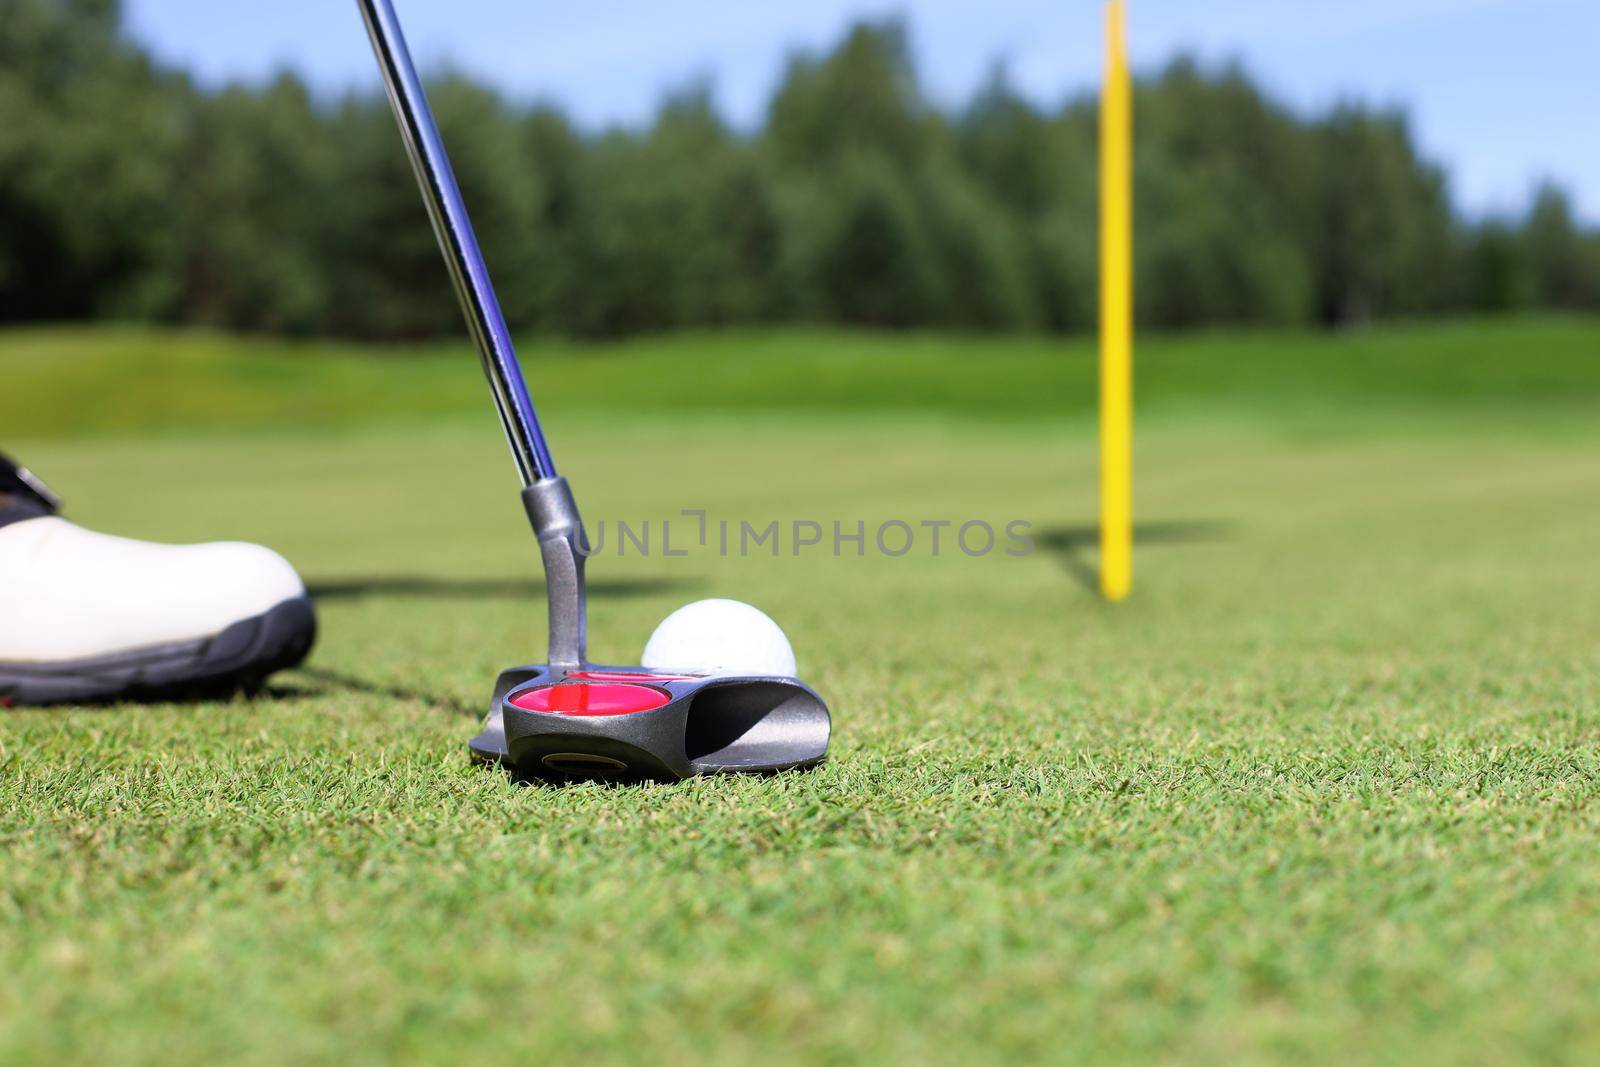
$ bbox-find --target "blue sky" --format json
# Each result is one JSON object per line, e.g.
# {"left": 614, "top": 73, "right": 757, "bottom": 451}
{"left": 125, "top": 0, "right": 1597, "bottom": 222}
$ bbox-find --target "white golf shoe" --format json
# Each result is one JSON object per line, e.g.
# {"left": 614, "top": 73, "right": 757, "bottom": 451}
{"left": 0, "top": 455, "right": 315, "bottom": 704}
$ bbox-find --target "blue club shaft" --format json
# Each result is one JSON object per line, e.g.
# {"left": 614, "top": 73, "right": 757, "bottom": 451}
{"left": 356, "top": 0, "right": 557, "bottom": 485}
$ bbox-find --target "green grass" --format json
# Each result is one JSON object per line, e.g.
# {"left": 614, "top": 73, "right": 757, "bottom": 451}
{"left": 4, "top": 317, "right": 1600, "bottom": 1065}
{"left": 3, "top": 314, "right": 1599, "bottom": 439}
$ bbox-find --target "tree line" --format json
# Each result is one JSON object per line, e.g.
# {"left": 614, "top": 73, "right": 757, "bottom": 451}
{"left": 2, "top": 0, "right": 1596, "bottom": 340}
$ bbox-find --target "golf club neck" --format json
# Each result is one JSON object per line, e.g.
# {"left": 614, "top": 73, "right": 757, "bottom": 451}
{"left": 356, "top": 0, "right": 557, "bottom": 486}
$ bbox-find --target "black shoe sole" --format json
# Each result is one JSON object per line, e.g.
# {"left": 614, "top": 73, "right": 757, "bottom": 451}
{"left": 0, "top": 596, "right": 316, "bottom": 706}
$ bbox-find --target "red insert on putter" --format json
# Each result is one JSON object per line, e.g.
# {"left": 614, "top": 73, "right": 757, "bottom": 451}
{"left": 510, "top": 683, "right": 672, "bottom": 717}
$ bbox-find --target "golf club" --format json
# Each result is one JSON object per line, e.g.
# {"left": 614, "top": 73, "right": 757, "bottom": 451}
{"left": 356, "top": 0, "right": 830, "bottom": 780}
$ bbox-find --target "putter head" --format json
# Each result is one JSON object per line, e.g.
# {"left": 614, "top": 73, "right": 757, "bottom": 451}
{"left": 473, "top": 479, "right": 830, "bottom": 781}
{"left": 469, "top": 665, "right": 831, "bottom": 781}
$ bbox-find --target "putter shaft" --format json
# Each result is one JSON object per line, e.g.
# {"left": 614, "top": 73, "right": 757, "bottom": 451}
{"left": 360, "top": 0, "right": 587, "bottom": 665}
{"left": 356, "top": 0, "right": 556, "bottom": 486}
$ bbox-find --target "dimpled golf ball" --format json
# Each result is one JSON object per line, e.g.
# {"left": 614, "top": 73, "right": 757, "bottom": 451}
{"left": 641, "top": 598, "right": 798, "bottom": 677}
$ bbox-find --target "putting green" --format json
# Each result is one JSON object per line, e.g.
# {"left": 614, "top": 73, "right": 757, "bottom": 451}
{"left": 3, "top": 321, "right": 1600, "bottom": 1064}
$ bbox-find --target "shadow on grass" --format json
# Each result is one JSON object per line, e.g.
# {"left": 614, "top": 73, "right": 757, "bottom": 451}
{"left": 499, "top": 767, "right": 684, "bottom": 791}
{"left": 306, "top": 576, "right": 692, "bottom": 601}
{"left": 3, "top": 678, "right": 320, "bottom": 711}
{"left": 296, "top": 665, "right": 481, "bottom": 719}
{"left": 494, "top": 763, "right": 804, "bottom": 792}
{"left": 1036, "top": 520, "right": 1235, "bottom": 594}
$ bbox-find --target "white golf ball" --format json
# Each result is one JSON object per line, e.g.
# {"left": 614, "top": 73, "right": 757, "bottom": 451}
{"left": 641, "top": 598, "right": 797, "bottom": 677}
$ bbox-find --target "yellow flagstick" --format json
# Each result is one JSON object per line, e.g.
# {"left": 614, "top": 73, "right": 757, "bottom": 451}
{"left": 1099, "top": 0, "right": 1133, "bottom": 601}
